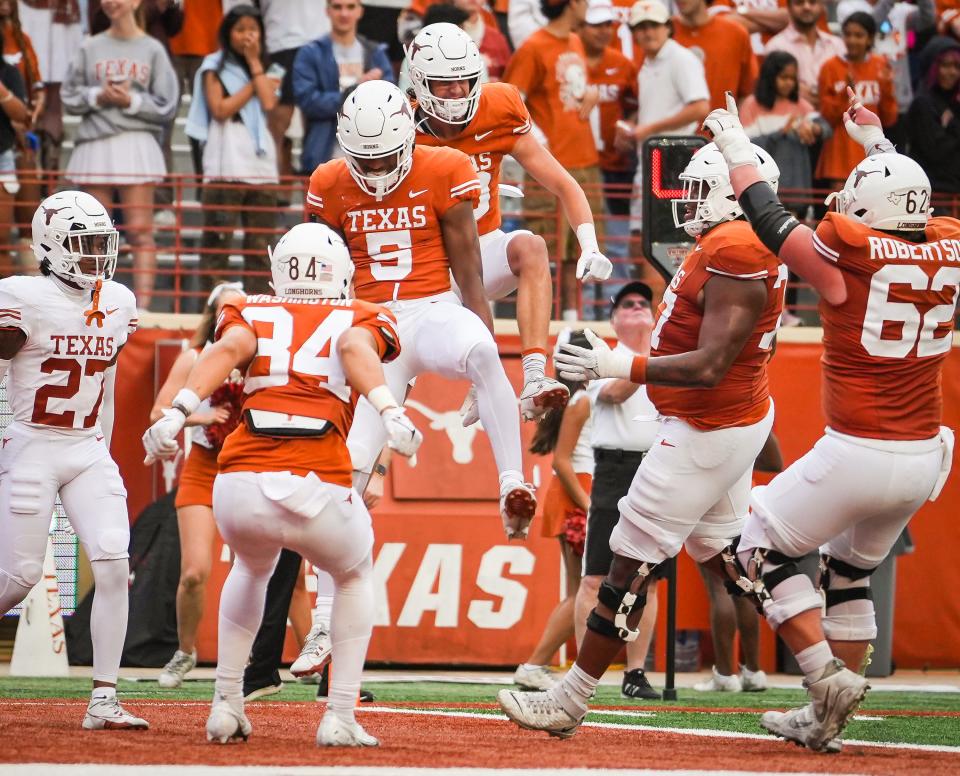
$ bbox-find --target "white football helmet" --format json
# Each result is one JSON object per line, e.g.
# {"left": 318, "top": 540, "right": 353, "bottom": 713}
{"left": 673, "top": 142, "right": 780, "bottom": 237}
{"left": 337, "top": 80, "right": 416, "bottom": 200}
{"left": 32, "top": 191, "right": 119, "bottom": 289}
{"left": 407, "top": 23, "right": 483, "bottom": 125}
{"left": 269, "top": 223, "right": 354, "bottom": 299}
{"left": 826, "top": 153, "right": 931, "bottom": 232}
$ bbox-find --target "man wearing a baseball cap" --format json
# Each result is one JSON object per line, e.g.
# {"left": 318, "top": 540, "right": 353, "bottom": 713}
{"left": 574, "top": 280, "right": 663, "bottom": 700}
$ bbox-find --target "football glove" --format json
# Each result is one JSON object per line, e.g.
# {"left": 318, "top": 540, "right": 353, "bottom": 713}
{"left": 576, "top": 249, "right": 613, "bottom": 283}
{"left": 702, "top": 92, "right": 757, "bottom": 170}
{"left": 381, "top": 407, "right": 423, "bottom": 458}
{"left": 554, "top": 328, "right": 633, "bottom": 381}
{"left": 842, "top": 86, "right": 894, "bottom": 156}
{"left": 142, "top": 407, "right": 187, "bottom": 464}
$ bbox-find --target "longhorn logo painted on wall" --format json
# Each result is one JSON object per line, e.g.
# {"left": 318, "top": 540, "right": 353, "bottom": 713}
{"left": 405, "top": 399, "right": 484, "bottom": 464}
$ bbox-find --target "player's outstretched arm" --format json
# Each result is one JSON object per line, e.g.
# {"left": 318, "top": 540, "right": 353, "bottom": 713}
{"left": 337, "top": 327, "right": 422, "bottom": 458}
{"left": 556, "top": 276, "right": 766, "bottom": 387}
{"left": 511, "top": 132, "right": 612, "bottom": 282}
{"left": 142, "top": 326, "right": 257, "bottom": 464}
{"left": 441, "top": 200, "right": 495, "bottom": 333}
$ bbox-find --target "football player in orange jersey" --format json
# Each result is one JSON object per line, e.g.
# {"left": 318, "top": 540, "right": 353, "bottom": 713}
{"left": 407, "top": 23, "right": 614, "bottom": 424}
{"left": 497, "top": 142, "right": 787, "bottom": 739}
{"left": 307, "top": 79, "right": 537, "bottom": 538}
{"left": 702, "top": 91, "right": 958, "bottom": 752}
{"left": 142, "top": 223, "right": 423, "bottom": 748}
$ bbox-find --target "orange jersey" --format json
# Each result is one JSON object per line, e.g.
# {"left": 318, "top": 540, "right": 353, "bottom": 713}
{"left": 648, "top": 220, "right": 786, "bottom": 430}
{"left": 415, "top": 82, "right": 531, "bottom": 236}
{"left": 306, "top": 146, "right": 481, "bottom": 303}
{"left": 812, "top": 213, "right": 960, "bottom": 440}
{"left": 816, "top": 55, "right": 898, "bottom": 181}
{"left": 672, "top": 15, "right": 758, "bottom": 108}
{"left": 587, "top": 47, "right": 638, "bottom": 173}
{"left": 215, "top": 295, "right": 400, "bottom": 485}
{"left": 503, "top": 29, "right": 599, "bottom": 170}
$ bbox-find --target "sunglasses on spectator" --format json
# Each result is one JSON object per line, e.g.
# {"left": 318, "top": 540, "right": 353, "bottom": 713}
{"left": 617, "top": 298, "right": 651, "bottom": 310}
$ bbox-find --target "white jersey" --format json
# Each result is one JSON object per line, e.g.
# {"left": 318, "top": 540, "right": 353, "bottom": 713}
{"left": 0, "top": 275, "right": 137, "bottom": 435}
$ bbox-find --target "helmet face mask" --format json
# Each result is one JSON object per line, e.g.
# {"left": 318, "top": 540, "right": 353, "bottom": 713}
{"left": 32, "top": 191, "right": 119, "bottom": 289}
{"left": 269, "top": 223, "right": 354, "bottom": 300}
{"left": 408, "top": 23, "right": 483, "bottom": 126}
{"left": 337, "top": 81, "right": 416, "bottom": 200}
{"left": 827, "top": 153, "right": 931, "bottom": 232}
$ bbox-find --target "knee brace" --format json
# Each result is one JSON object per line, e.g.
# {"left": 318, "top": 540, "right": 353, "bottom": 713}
{"left": 586, "top": 562, "right": 654, "bottom": 642}
{"left": 819, "top": 555, "right": 877, "bottom": 642}
{"left": 733, "top": 544, "right": 822, "bottom": 629}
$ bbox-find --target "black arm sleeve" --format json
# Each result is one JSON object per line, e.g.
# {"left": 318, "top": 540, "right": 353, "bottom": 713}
{"left": 738, "top": 181, "right": 801, "bottom": 256}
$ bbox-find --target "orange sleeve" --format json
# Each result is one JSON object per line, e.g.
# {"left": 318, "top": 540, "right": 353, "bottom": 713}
{"left": 306, "top": 164, "right": 337, "bottom": 225}
{"left": 354, "top": 304, "right": 401, "bottom": 363}
{"left": 215, "top": 301, "right": 252, "bottom": 341}
{"left": 818, "top": 58, "right": 846, "bottom": 128}
{"left": 502, "top": 83, "right": 533, "bottom": 137}
{"left": 702, "top": 223, "right": 773, "bottom": 278}
{"left": 438, "top": 150, "right": 482, "bottom": 214}
{"left": 503, "top": 38, "right": 541, "bottom": 99}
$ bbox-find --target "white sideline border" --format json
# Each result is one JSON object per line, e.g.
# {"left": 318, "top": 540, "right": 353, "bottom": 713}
{"left": 0, "top": 769, "right": 867, "bottom": 776}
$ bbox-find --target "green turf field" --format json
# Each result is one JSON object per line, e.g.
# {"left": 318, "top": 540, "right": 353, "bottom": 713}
{"left": 3, "top": 677, "right": 958, "bottom": 748}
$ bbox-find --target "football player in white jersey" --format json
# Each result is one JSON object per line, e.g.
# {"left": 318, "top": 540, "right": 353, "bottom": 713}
{"left": 0, "top": 191, "right": 147, "bottom": 730}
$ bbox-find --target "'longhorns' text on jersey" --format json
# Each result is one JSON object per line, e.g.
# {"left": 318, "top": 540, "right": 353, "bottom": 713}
{"left": 649, "top": 220, "right": 787, "bottom": 430}
{"left": 812, "top": 212, "right": 960, "bottom": 440}
{"left": 215, "top": 295, "right": 400, "bottom": 486}
{"left": 0, "top": 275, "right": 137, "bottom": 433}
{"left": 415, "top": 82, "right": 532, "bottom": 236}
{"left": 306, "top": 146, "right": 481, "bottom": 303}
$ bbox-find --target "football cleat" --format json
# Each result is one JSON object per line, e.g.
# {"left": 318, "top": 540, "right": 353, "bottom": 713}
{"left": 158, "top": 649, "right": 197, "bottom": 689}
{"left": 206, "top": 694, "right": 252, "bottom": 744}
{"left": 740, "top": 665, "right": 768, "bottom": 692}
{"left": 761, "top": 659, "right": 868, "bottom": 753}
{"left": 290, "top": 624, "right": 333, "bottom": 678}
{"left": 693, "top": 666, "right": 742, "bottom": 693}
{"left": 519, "top": 377, "right": 570, "bottom": 422}
{"left": 497, "top": 688, "right": 584, "bottom": 739}
{"left": 316, "top": 713, "right": 380, "bottom": 747}
{"left": 500, "top": 479, "right": 536, "bottom": 539}
{"left": 82, "top": 695, "right": 149, "bottom": 730}
{"left": 621, "top": 668, "right": 660, "bottom": 700}
{"left": 513, "top": 664, "right": 556, "bottom": 691}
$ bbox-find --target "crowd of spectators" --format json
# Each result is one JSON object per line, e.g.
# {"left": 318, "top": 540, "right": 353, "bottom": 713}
{"left": 2, "top": 0, "right": 960, "bottom": 309}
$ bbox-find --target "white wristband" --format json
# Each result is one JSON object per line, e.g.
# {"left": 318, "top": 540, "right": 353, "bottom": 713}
{"left": 575, "top": 223, "right": 599, "bottom": 254}
{"left": 368, "top": 385, "right": 399, "bottom": 414}
{"left": 171, "top": 388, "right": 201, "bottom": 417}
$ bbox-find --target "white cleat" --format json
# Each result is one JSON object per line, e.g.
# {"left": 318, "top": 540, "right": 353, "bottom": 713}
{"left": 206, "top": 695, "right": 252, "bottom": 744}
{"left": 316, "top": 713, "right": 380, "bottom": 747}
{"left": 82, "top": 695, "right": 149, "bottom": 731}
{"left": 290, "top": 624, "right": 332, "bottom": 678}
{"left": 497, "top": 688, "right": 584, "bottom": 739}
{"left": 500, "top": 480, "right": 537, "bottom": 539}
{"left": 740, "top": 665, "right": 767, "bottom": 692}
{"left": 158, "top": 649, "right": 197, "bottom": 689}
{"left": 761, "top": 659, "right": 868, "bottom": 753}
{"left": 513, "top": 664, "right": 557, "bottom": 691}
{"left": 520, "top": 377, "right": 570, "bottom": 422}
{"left": 693, "top": 666, "right": 742, "bottom": 692}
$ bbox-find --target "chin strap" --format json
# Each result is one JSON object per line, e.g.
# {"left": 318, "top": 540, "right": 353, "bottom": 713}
{"left": 84, "top": 279, "right": 106, "bottom": 328}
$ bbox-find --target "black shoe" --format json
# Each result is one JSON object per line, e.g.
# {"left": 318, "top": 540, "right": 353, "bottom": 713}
{"left": 243, "top": 669, "right": 283, "bottom": 701}
{"left": 315, "top": 663, "right": 375, "bottom": 703}
{"left": 621, "top": 668, "right": 660, "bottom": 700}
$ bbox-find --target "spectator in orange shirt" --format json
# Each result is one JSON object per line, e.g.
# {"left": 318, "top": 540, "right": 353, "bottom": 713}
{"left": 816, "top": 11, "right": 897, "bottom": 186}
{"left": 582, "top": 0, "right": 637, "bottom": 281}
{"left": 504, "top": 0, "right": 603, "bottom": 318}
{"left": 672, "top": 0, "right": 758, "bottom": 108}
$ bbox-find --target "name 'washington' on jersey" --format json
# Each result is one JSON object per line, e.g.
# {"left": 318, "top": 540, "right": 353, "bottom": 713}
{"left": 306, "top": 145, "right": 481, "bottom": 304}
{"left": 415, "top": 82, "right": 532, "bottom": 236}
{"left": 0, "top": 275, "right": 137, "bottom": 433}
{"left": 812, "top": 212, "right": 960, "bottom": 440}
{"left": 648, "top": 220, "right": 786, "bottom": 430}
{"left": 215, "top": 295, "right": 400, "bottom": 487}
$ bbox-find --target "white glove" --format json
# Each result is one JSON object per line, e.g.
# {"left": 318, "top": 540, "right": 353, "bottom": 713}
{"left": 842, "top": 87, "right": 894, "bottom": 156}
{"left": 142, "top": 407, "right": 187, "bottom": 464}
{"left": 701, "top": 92, "right": 757, "bottom": 170}
{"left": 382, "top": 407, "right": 423, "bottom": 458}
{"left": 576, "top": 249, "right": 613, "bottom": 282}
{"left": 459, "top": 384, "right": 480, "bottom": 427}
{"left": 553, "top": 328, "right": 634, "bottom": 381}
